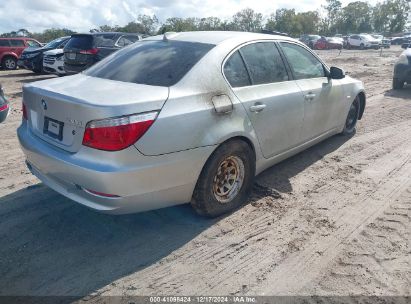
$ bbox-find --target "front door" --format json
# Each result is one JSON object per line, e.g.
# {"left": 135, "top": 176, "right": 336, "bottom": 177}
{"left": 279, "top": 42, "right": 344, "bottom": 141}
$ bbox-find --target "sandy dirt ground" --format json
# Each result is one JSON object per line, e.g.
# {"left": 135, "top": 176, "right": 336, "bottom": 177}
{"left": 0, "top": 46, "right": 409, "bottom": 300}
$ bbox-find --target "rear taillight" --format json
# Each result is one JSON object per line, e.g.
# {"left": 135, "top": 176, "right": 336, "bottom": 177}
{"left": 79, "top": 48, "right": 99, "bottom": 55}
{"left": 0, "top": 103, "right": 8, "bottom": 112}
{"left": 82, "top": 112, "right": 158, "bottom": 151}
{"left": 22, "top": 103, "right": 27, "bottom": 120}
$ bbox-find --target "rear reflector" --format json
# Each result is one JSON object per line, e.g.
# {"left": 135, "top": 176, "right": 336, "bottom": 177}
{"left": 84, "top": 188, "right": 120, "bottom": 198}
{"left": 82, "top": 112, "right": 158, "bottom": 151}
{"left": 79, "top": 48, "right": 99, "bottom": 55}
{"left": 0, "top": 103, "right": 8, "bottom": 112}
{"left": 22, "top": 103, "right": 27, "bottom": 120}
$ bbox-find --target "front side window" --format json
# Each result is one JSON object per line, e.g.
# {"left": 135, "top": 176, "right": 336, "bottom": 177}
{"left": 280, "top": 42, "right": 325, "bottom": 80}
{"left": 85, "top": 40, "right": 215, "bottom": 87}
{"left": 239, "top": 42, "right": 289, "bottom": 85}
{"left": 223, "top": 51, "right": 251, "bottom": 88}
{"left": 26, "top": 40, "right": 41, "bottom": 47}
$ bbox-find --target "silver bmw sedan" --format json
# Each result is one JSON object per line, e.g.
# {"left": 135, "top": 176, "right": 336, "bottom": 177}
{"left": 17, "top": 31, "right": 365, "bottom": 217}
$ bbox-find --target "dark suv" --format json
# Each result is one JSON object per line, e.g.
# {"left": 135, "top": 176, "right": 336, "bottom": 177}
{"left": 64, "top": 32, "right": 141, "bottom": 75}
{"left": 18, "top": 36, "right": 70, "bottom": 73}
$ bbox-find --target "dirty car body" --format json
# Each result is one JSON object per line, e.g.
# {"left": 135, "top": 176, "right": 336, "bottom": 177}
{"left": 18, "top": 32, "right": 366, "bottom": 214}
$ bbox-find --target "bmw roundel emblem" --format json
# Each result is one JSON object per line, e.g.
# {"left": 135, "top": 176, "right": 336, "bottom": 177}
{"left": 41, "top": 99, "right": 47, "bottom": 111}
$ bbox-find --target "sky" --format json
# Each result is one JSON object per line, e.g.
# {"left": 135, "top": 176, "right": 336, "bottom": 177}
{"left": 0, "top": 0, "right": 384, "bottom": 33}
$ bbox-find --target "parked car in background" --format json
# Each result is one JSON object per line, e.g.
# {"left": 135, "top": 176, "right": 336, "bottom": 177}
{"left": 0, "top": 37, "right": 42, "bottom": 70}
{"left": 347, "top": 34, "right": 380, "bottom": 50}
{"left": 314, "top": 37, "right": 343, "bottom": 50}
{"left": 393, "top": 49, "right": 411, "bottom": 89}
{"left": 371, "top": 34, "right": 391, "bottom": 49}
{"left": 18, "top": 31, "right": 366, "bottom": 217}
{"left": 0, "top": 84, "right": 9, "bottom": 123}
{"left": 391, "top": 37, "right": 411, "bottom": 45}
{"left": 63, "top": 32, "right": 141, "bottom": 75}
{"left": 18, "top": 36, "right": 70, "bottom": 74}
{"left": 300, "top": 34, "right": 321, "bottom": 49}
{"left": 43, "top": 49, "right": 65, "bottom": 76}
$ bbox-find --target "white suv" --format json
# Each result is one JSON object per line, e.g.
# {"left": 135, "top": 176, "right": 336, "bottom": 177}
{"left": 347, "top": 34, "right": 380, "bottom": 50}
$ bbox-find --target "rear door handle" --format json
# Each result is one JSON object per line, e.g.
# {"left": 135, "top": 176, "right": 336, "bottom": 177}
{"left": 304, "top": 93, "right": 316, "bottom": 100}
{"left": 249, "top": 103, "right": 266, "bottom": 112}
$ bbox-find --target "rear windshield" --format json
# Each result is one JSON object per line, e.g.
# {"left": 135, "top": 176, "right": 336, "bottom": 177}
{"left": 85, "top": 40, "right": 215, "bottom": 87}
{"left": 65, "top": 35, "right": 93, "bottom": 50}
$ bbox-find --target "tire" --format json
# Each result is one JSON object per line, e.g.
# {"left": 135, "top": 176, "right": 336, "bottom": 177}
{"left": 2, "top": 56, "right": 17, "bottom": 70}
{"left": 360, "top": 43, "right": 365, "bottom": 50}
{"left": 191, "top": 140, "right": 255, "bottom": 218}
{"left": 341, "top": 97, "right": 360, "bottom": 136}
{"left": 393, "top": 78, "right": 404, "bottom": 90}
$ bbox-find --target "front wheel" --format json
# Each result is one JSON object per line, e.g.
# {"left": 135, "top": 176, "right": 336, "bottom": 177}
{"left": 393, "top": 78, "right": 404, "bottom": 90}
{"left": 191, "top": 140, "right": 255, "bottom": 217}
{"left": 341, "top": 97, "right": 360, "bottom": 135}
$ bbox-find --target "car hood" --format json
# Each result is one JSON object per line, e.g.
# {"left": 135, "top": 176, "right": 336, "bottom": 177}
{"left": 403, "top": 49, "right": 411, "bottom": 56}
{"left": 43, "top": 49, "right": 64, "bottom": 56}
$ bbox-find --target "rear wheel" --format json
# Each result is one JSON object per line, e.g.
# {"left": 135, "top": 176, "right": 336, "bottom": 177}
{"left": 341, "top": 97, "right": 360, "bottom": 135}
{"left": 2, "top": 56, "right": 17, "bottom": 70}
{"left": 360, "top": 43, "right": 365, "bottom": 50}
{"left": 191, "top": 140, "right": 255, "bottom": 218}
{"left": 393, "top": 78, "right": 404, "bottom": 90}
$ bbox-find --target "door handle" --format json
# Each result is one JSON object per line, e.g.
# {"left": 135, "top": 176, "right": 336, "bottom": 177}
{"left": 249, "top": 103, "right": 266, "bottom": 112}
{"left": 304, "top": 93, "right": 316, "bottom": 100}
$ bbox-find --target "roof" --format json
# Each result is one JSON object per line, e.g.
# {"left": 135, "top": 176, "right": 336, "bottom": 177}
{"left": 145, "top": 31, "right": 295, "bottom": 45}
{"left": 72, "top": 32, "right": 140, "bottom": 36}
{"left": 0, "top": 37, "right": 36, "bottom": 40}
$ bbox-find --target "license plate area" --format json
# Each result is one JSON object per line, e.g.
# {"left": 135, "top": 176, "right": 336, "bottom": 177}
{"left": 67, "top": 52, "right": 76, "bottom": 60}
{"left": 43, "top": 117, "right": 64, "bottom": 141}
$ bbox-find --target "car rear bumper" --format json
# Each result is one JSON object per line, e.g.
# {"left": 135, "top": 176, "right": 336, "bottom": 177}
{"left": 17, "top": 123, "right": 215, "bottom": 214}
{"left": 64, "top": 63, "right": 92, "bottom": 75}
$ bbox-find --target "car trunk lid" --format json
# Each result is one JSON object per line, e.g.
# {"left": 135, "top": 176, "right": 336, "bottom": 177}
{"left": 23, "top": 74, "right": 169, "bottom": 153}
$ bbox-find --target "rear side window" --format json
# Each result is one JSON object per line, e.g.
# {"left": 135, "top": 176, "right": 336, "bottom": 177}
{"left": 116, "top": 35, "right": 139, "bottom": 47}
{"left": 0, "top": 40, "right": 10, "bottom": 47}
{"left": 10, "top": 40, "right": 25, "bottom": 47}
{"left": 93, "top": 34, "right": 116, "bottom": 47}
{"left": 65, "top": 36, "right": 93, "bottom": 50}
{"left": 224, "top": 51, "right": 251, "bottom": 88}
{"left": 239, "top": 42, "right": 289, "bottom": 85}
{"left": 280, "top": 42, "right": 325, "bottom": 80}
{"left": 85, "top": 40, "right": 215, "bottom": 87}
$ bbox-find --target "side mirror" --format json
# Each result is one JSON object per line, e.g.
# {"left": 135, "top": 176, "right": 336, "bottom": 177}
{"left": 329, "top": 66, "right": 345, "bottom": 80}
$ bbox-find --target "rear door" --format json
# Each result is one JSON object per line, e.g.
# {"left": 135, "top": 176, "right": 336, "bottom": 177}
{"left": 224, "top": 41, "right": 305, "bottom": 159}
{"left": 279, "top": 42, "right": 344, "bottom": 141}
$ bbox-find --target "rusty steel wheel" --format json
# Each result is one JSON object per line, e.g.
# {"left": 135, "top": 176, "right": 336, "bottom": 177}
{"left": 212, "top": 156, "right": 245, "bottom": 204}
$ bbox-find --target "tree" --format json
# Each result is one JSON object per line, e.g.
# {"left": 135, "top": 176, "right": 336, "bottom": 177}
{"left": 373, "top": 0, "right": 410, "bottom": 34}
{"left": 339, "top": 1, "right": 373, "bottom": 34}
{"left": 323, "top": 0, "right": 342, "bottom": 34}
{"left": 232, "top": 8, "right": 263, "bottom": 32}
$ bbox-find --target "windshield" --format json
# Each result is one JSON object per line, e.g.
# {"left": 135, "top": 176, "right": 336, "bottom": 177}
{"left": 360, "top": 35, "right": 375, "bottom": 40}
{"left": 44, "top": 37, "right": 67, "bottom": 49}
{"left": 85, "top": 40, "right": 215, "bottom": 87}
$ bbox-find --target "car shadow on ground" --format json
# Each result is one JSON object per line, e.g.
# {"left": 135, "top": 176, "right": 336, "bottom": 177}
{"left": 384, "top": 85, "right": 411, "bottom": 99}
{"left": 255, "top": 133, "right": 354, "bottom": 194}
{"left": 0, "top": 71, "right": 37, "bottom": 78}
{"left": 0, "top": 133, "right": 353, "bottom": 298}
{"left": 19, "top": 76, "right": 55, "bottom": 84}
{"left": 0, "top": 184, "right": 216, "bottom": 298}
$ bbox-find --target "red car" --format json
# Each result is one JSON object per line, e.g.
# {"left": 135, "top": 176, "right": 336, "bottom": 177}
{"left": 0, "top": 37, "right": 42, "bottom": 70}
{"left": 314, "top": 37, "right": 343, "bottom": 50}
